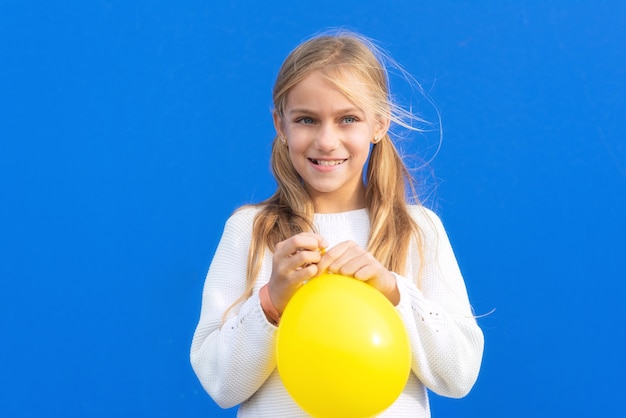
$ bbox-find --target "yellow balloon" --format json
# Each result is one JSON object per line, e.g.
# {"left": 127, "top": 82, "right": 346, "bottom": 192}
{"left": 276, "top": 273, "right": 411, "bottom": 418}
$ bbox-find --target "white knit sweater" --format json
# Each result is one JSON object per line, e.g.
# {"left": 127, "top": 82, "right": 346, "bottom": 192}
{"left": 190, "top": 205, "right": 484, "bottom": 417}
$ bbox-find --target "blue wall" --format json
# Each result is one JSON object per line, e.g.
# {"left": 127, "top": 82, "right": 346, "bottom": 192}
{"left": 1, "top": 1, "right": 624, "bottom": 417}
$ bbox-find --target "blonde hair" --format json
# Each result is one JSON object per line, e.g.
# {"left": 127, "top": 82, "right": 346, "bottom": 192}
{"left": 226, "top": 30, "right": 428, "bottom": 316}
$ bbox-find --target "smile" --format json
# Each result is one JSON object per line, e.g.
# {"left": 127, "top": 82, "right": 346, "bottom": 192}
{"left": 309, "top": 158, "right": 347, "bottom": 166}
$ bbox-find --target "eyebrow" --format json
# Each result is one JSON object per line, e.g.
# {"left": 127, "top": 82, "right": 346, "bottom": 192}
{"left": 287, "top": 107, "right": 364, "bottom": 116}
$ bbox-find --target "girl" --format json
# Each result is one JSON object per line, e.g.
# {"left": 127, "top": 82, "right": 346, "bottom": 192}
{"left": 191, "top": 31, "right": 484, "bottom": 417}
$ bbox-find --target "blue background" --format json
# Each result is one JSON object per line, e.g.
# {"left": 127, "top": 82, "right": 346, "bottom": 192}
{"left": 1, "top": 1, "right": 624, "bottom": 417}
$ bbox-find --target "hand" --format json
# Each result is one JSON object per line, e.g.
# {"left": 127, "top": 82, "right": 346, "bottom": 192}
{"left": 268, "top": 232, "right": 328, "bottom": 313}
{"left": 316, "top": 241, "right": 400, "bottom": 305}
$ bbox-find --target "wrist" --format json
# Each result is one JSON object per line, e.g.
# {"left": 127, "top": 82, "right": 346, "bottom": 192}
{"left": 383, "top": 271, "right": 400, "bottom": 306}
{"left": 259, "top": 283, "right": 281, "bottom": 326}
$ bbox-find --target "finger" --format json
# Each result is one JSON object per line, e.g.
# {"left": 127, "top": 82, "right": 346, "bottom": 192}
{"left": 352, "top": 263, "right": 380, "bottom": 281}
{"left": 274, "top": 249, "right": 321, "bottom": 278}
{"left": 285, "top": 233, "right": 328, "bottom": 256}
{"left": 273, "top": 242, "right": 325, "bottom": 283}
{"left": 275, "top": 233, "right": 318, "bottom": 259}
{"left": 290, "top": 249, "right": 323, "bottom": 270}
{"left": 341, "top": 250, "right": 384, "bottom": 278}
{"left": 288, "top": 263, "right": 319, "bottom": 282}
{"left": 318, "top": 241, "right": 359, "bottom": 275}
{"left": 315, "top": 244, "right": 343, "bottom": 275}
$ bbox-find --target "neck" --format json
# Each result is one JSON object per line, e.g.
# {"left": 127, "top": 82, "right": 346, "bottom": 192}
{"left": 309, "top": 187, "right": 366, "bottom": 214}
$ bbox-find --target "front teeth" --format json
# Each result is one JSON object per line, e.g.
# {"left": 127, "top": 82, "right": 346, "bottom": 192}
{"left": 312, "top": 159, "right": 345, "bottom": 166}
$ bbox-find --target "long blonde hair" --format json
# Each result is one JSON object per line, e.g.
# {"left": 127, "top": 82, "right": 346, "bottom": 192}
{"left": 227, "top": 31, "right": 428, "bottom": 315}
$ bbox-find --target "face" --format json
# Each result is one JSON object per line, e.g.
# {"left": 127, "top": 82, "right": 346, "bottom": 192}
{"left": 274, "top": 71, "right": 388, "bottom": 213}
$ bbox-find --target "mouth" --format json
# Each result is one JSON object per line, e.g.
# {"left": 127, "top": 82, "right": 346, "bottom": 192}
{"left": 308, "top": 158, "right": 347, "bottom": 167}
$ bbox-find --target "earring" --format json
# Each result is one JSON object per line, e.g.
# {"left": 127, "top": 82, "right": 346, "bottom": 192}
{"left": 280, "top": 136, "right": 287, "bottom": 145}
{"left": 373, "top": 136, "right": 380, "bottom": 143}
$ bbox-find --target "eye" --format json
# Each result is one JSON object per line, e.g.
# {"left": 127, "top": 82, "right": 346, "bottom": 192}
{"left": 297, "top": 117, "right": 315, "bottom": 124}
{"left": 342, "top": 116, "right": 358, "bottom": 124}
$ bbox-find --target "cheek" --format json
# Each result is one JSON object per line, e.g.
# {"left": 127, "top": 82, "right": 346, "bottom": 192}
{"left": 285, "top": 132, "right": 309, "bottom": 154}
{"left": 349, "top": 136, "right": 374, "bottom": 157}
{"left": 287, "top": 146, "right": 306, "bottom": 170}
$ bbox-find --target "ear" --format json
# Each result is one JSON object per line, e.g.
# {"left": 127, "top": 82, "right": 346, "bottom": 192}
{"left": 272, "top": 110, "right": 286, "bottom": 139}
{"left": 372, "top": 114, "right": 390, "bottom": 143}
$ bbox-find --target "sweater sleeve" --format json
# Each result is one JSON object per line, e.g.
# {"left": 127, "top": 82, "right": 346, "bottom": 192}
{"left": 394, "top": 207, "right": 484, "bottom": 398}
{"left": 189, "top": 208, "right": 278, "bottom": 409}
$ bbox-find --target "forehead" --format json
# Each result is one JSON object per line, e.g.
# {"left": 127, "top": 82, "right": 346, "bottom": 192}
{"left": 285, "top": 70, "right": 371, "bottom": 110}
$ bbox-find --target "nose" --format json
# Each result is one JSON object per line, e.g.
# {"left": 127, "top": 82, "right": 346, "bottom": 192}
{"left": 315, "top": 123, "right": 339, "bottom": 152}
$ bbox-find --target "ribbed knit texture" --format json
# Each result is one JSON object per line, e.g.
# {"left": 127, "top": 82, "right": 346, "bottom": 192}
{"left": 190, "top": 206, "right": 484, "bottom": 417}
